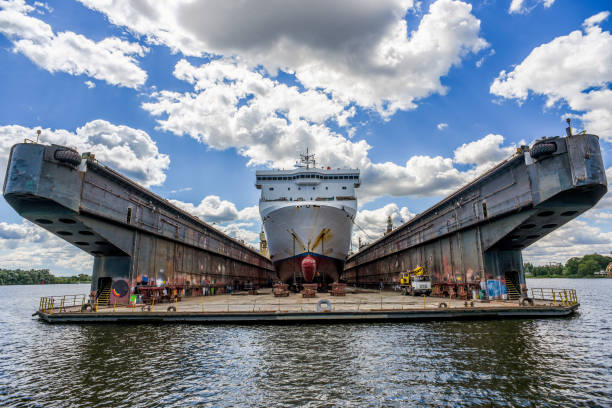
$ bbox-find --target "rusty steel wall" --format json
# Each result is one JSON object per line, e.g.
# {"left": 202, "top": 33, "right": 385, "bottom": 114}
{"left": 344, "top": 133, "right": 607, "bottom": 297}
{"left": 4, "top": 143, "right": 275, "bottom": 297}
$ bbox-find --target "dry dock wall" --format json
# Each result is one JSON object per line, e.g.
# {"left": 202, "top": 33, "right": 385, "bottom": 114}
{"left": 344, "top": 134, "right": 607, "bottom": 298}
{"left": 3, "top": 143, "right": 275, "bottom": 303}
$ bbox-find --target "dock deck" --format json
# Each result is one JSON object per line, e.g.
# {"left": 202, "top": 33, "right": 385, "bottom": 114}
{"left": 35, "top": 290, "right": 579, "bottom": 324}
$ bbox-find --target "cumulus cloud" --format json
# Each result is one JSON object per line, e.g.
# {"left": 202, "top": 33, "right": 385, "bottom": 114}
{"left": 523, "top": 219, "right": 612, "bottom": 264}
{"left": 437, "top": 123, "right": 448, "bottom": 130}
{"left": 145, "top": 58, "right": 518, "bottom": 203}
{"left": 0, "top": 120, "right": 170, "bottom": 187}
{"left": 217, "top": 222, "right": 259, "bottom": 246}
{"left": 169, "top": 195, "right": 259, "bottom": 224}
{"left": 84, "top": 80, "right": 96, "bottom": 89}
{"left": 509, "top": 0, "right": 555, "bottom": 15}
{"left": 352, "top": 203, "right": 415, "bottom": 249}
{"left": 0, "top": 0, "right": 147, "bottom": 88}
{"left": 170, "top": 196, "right": 262, "bottom": 246}
{"left": 491, "top": 12, "right": 612, "bottom": 140}
{"left": 81, "top": 0, "right": 486, "bottom": 117}
{"left": 454, "top": 133, "right": 519, "bottom": 172}
{"left": 0, "top": 220, "right": 92, "bottom": 274}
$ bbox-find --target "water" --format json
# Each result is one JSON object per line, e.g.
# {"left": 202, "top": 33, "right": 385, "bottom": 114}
{"left": 0, "top": 279, "right": 610, "bottom": 407}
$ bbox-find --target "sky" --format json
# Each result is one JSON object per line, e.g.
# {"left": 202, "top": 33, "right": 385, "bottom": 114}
{"left": 0, "top": 0, "right": 611, "bottom": 276}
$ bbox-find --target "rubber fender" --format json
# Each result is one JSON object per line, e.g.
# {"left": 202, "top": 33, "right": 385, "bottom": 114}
{"left": 81, "top": 303, "right": 93, "bottom": 312}
{"left": 317, "top": 299, "right": 332, "bottom": 312}
{"left": 438, "top": 302, "right": 448, "bottom": 308}
{"left": 530, "top": 142, "right": 556, "bottom": 159}
{"left": 167, "top": 306, "right": 176, "bottom": 312}
{"left": 54, "top": 149, "right": 81, "bottom": 166}
{"left": 520, "top": 297, "right": 534, "bottom": 307}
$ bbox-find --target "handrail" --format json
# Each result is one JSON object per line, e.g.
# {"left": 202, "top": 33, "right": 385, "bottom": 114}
{"left": 530, "top": 288, "right": 578, "bottom": 306}
{"left": 39, "top": 294, "right": 86, "bottom": 313}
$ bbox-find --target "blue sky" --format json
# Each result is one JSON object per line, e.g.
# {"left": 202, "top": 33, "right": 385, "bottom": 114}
{"left": 1, "top": 0, "right": 611, "bottom": 275}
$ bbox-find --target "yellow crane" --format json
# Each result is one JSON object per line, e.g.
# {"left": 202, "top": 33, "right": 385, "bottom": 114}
{"left": 399, "top": 266, "right": 432, "bottom": 296}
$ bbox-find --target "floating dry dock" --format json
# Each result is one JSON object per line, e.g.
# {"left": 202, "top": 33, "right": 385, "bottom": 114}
{"left": 36, "top": 290, "right": 579, "bottom": 324}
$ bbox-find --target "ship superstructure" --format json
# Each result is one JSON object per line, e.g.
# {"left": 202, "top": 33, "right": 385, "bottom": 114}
{"left": 256, "top": 152, "right": 359, "bottom": 286}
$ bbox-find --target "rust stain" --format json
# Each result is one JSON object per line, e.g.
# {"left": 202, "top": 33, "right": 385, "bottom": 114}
{"left": 311, "top": 228, "right": 332, "bottom": 251}
{"left": 288, "top": 229, "right": 307, "bottom": 252}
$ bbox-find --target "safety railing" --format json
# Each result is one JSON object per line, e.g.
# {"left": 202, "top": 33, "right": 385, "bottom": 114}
{"left": 89, "top": 296, "right": 485, "bottom": 314}
{"left": 39, "top": 295, "right": 87, "bottom": 314}
{"left": 530, "top": 288, "right": 578, "bottom": 306}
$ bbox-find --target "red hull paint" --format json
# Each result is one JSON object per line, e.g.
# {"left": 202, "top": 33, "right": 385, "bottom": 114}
{"left": 274, "top": 254, "right": 344, "bottom": 284}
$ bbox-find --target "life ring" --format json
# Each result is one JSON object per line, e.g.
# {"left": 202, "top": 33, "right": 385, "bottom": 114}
{"left": 317, "top": 299, "right": 332, "bottom": 312}
{"left": 520, "top": 297, "right": 534, "bottom": 307}
{"left": 167, "top": 306, "right": 176, "bottom": 312}
{"left": 438, "top": 302, "right": 448, "bottom": 308}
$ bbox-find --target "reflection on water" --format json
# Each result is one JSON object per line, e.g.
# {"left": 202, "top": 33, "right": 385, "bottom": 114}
{"left": 0, "top": 279, "right": 611, "bottom": 407}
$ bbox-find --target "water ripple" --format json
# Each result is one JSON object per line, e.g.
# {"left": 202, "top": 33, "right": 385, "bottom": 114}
{"left": 0, "top": 280, "right": 611, "bottom": 407}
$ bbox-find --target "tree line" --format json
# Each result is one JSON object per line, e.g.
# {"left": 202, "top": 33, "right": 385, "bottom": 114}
{"left": 0, "top": 268, "right": 91, "bottom": 285}
{"left": 524, "top": 254, "right": 612, "bottom": 278}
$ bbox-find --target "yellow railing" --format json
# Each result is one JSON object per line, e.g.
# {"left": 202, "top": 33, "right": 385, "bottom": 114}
{"left": 530, "top": 288, "right": 578, "bottom": 306}
{"left": 38, "top": 295, "right": 86, "bottom": 314}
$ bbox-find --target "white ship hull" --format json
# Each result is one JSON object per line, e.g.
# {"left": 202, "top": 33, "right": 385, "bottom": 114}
{"left": 261, "top": 201, "right": 356, "bottom": 283}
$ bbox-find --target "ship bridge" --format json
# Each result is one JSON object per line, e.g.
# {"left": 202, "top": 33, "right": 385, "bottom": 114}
{"left": 343, "top": 132, "right": 607, "bottom": 299}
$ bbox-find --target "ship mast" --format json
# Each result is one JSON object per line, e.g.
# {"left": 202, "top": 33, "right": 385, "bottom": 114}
{"left": 300, "top": 148, "right": 316, "bottom": 169}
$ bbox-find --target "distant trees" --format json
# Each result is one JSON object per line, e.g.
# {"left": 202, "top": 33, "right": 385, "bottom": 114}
{"left": 0, "top": 269, "right": 91, "bottom": 285}
{"left": 524, "top": 254, "right": 612, "bottom": 278}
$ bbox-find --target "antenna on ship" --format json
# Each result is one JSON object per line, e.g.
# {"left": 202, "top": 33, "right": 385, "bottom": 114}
{"left": 300, "top": 148, "right": 316, "bottom": 169}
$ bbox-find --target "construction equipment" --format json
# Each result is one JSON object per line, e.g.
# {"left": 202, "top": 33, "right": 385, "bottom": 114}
{"left": 400, "top": 266, "right": 432, "bottom": 296}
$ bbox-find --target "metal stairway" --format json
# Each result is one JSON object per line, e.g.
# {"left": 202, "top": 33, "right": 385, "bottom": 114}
{"left": 96, "top": 281, "right": 112, "bottom": 306}
{"left": 505, "top": 280, "right": 521, "bottom": 300}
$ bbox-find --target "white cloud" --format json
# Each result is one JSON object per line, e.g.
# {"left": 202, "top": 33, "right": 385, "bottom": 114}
{"left": 169, "top": 196, "right": 260, "bottom": 224}
{"left": 0, "top": 0, "right": 147, "bottom": 88}
{"left": 509, "top": 0, "right": 555, "bottom": 15}
{"left": 454, "top": 133, "right": 519, "bottom": 172}
{"left": 491, "top": 12, "right": 612, "bottom": 140}
{"left": 0, "top": 120, "right": 170, "bottom": 187}
{"left": 84, "top": 80, "right": 95, "bottom": 89}
{"left": 0, "top": 220, "right": 92, "bottom": 275}
{"left": 437, "top": 123, "right": 448, "bottom": 130}
{"left": 217, "top": 222, "right": 259, "bottom": 246}
{"left": 81, "top": 0, "right": 486, "bottom": 117}
{"left": 523, "top": 219, "right": 612, "bottom": 265}
{"left": 352, "top": 203, "right": 415, "bottom": 247}
{"left": 145, "top": 58, "right": 518, "bottom": 203}
{"left": 170, "top": 196, "right": 262, "bottom": 246}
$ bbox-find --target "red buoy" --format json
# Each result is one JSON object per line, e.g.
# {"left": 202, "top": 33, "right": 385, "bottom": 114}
{"left": 301, "top": 255, "right": 317, "bottom": 282}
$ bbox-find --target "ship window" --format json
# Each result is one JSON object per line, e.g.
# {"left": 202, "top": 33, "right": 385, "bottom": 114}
{"left": 273, "top": 177, "right": 277, "bottom": 180}
{"left": 288, "top": 187, "right": 290, "bottom": 191}
{"left": 298, "top": 187, "right": 301, "bottom": 190}
{"left": 342, "top": 186, "right": 347, "bottom": 190}
{"left": 312, "top": 187, "right": 315, "bottom": 190}
{"left": 333, "top": 176, "right": 338, "bottom": 179}
{"left": 325, "top": 187, "right": 328, "bottom": 190}
{"left": 127, "top": 208, "right": 132, "bottom": 224}
{"left": 269, "top": 187, "right": 274, "bottom": 191}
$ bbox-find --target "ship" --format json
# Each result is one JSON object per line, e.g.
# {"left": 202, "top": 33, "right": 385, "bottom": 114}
{"left": 256, "top": 151, "right": 359, "bottom": 287}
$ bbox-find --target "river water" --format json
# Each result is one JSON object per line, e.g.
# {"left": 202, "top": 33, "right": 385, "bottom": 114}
{"left": 0, "top": 278, "right": 610, "bottom": 407}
